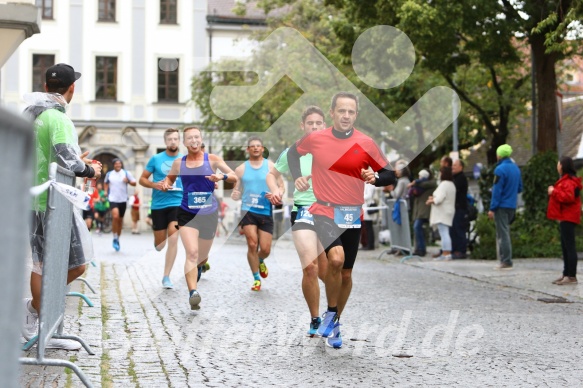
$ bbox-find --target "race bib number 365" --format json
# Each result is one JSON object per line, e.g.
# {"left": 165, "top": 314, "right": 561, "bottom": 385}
{"left": 188, "top": 192, "right": 212, "bottom": 209}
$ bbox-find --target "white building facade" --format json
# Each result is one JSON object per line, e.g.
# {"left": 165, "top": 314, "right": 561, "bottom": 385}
{"left": 1, "top": 0, "right": 268, "bottom": 226}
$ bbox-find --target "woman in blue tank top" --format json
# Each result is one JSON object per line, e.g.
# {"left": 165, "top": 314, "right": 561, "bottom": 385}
{"left": 162, "top": 127, "right": 237, "bottom": 311}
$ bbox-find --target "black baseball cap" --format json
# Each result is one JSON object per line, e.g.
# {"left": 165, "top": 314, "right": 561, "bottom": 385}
{"left": 45, "top": 63, "right": 81, "bottom": 88}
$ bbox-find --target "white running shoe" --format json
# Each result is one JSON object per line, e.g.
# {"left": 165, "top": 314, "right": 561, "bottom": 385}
{"left": 22, "top": 298, "right": 39, "bottom": 340}
{"left": 45, "top": 338, "right": 82, "bottom": 350}
{"left": 22, "top": 298, "right": 82, "bottom": 350}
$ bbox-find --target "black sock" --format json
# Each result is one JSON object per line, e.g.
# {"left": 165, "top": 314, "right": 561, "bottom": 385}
{"left": 327, "top": 306, "right": 338, "bottom": 313}
{"left": 311, "top": 317, "right": 320, "bottom": 323}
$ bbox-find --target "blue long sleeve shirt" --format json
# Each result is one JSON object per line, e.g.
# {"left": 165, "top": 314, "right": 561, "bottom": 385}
{"left": 490, "top": 158, "right": 522, "bottom": 211}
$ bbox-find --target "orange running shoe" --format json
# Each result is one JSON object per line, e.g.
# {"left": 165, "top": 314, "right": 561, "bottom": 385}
{"left": 251, "top": 280, "right": 261, "bottom": 291}
{"left": 259, "top": 260, "right": 268, "bottom": 278}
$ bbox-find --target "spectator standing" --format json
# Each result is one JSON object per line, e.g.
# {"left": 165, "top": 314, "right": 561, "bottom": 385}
{"left": 216, "top": 195, "right": 229, "bottom": 237}
{"left": 441, "top": 155, "right": 453, "bottom": 169}
{"left": 23, "top": 63, "right": 102, "bottom": 349}
{"left": 93, "top": 182, "right": 108, "bottom": 234}
{"left": 451, "top": 159, "right": 469, "bottom": 258}
{"left": 385, "top": 162, "right": 410, "bottom": 255}
{"left": 427, "top": 167, "right": 456, "bottom": 261}
{"left": 547, "top": 156, "right": 582, "bottom": 285}
{"left": 488, "top": 144, "right": 522, "bottom": 270}
{"left": 361, "top": 182, "right": 378, "bottom": 250}
{"left": 408, "top": 169, "right": 437, "bottom": 257}
{"left": 130, "top": 192, "right": 141, "bottom": 234}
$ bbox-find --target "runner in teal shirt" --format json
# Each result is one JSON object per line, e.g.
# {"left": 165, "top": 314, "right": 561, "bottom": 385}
{"left": 138, "top": 128, "right": 183, "bottom": 290}
{"left": 232, "top": 136, "right": 284, "bottom": 292}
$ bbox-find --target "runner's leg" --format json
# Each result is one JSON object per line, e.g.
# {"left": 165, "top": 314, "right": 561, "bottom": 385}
{"left": 181, "top": 226, "right": 201, "bottom": 291}
{"left": 324, "top": 246, "right": 344, "bottom": 308}
{"left": 154, "top": 229, "right": 168, "bottom": 251}
{"left": 164, "top": 222, "right": 179, "bottom": 277}
{"left": 243, "top": 225, "right": 260, "bottom": 274}
{"left": 257, "top": 229, "right": 273, "bottom": 260}
{"left": 293, "top": 229, "right": 321, "bottom": 317}
{"left": 338, "top": 269, "right": 353, "bottom": 316}
{"left": 337, "top": 228, "right": 360, "bottom": 316}
{"left": 111, "top": 207, "right": 121, "bottom": 235}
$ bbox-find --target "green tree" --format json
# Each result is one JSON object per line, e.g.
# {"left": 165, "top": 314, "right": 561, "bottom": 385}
{"left": 325, "top": 0, "right": 534, "bottom": 165}
{"left": 193, "top": 0, "right": 488, "bottom": 170}
{"left": 325, "top": 0, "right": 583, "bottom": 161}
{"left": 522, "top": 151, "right": 558, "bottom": 220}
{"left": 192, "top": 1, "right": 343, "bottom": 159}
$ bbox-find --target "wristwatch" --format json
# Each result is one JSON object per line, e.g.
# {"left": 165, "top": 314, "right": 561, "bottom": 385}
{"left": 223, "top": 173, "right": 228, "bottom": 181}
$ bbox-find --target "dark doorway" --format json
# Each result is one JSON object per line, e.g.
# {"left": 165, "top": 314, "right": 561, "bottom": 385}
{"left": 93, "top": 152, "right": 120, "bottom": 184}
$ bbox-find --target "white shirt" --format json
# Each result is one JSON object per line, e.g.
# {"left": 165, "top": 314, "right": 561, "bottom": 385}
{"left": 105, "top": 169, "right": 136, "bottom": 203}
{"left": 429, "top": 181, "right": 456, "bottom": 227}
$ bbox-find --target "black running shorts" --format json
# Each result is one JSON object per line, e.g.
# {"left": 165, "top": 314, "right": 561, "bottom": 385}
{"left": 176, "top": 208, "right": 218, "bottom": 240}
{"left": 109, "top": 201, "right": 127, "bottom": 217}
{"left": 240, "top": 211, "right": 274, "bottom": 234}
{"left": 151, "top": 206, "right": 179, "bottom": 231}
{"left": 313, "top": 214, "right": 361, "bottom": 269}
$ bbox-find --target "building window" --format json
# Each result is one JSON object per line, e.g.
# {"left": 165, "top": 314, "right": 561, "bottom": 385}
{"left": 32, "top": 54, "right": 55, "bottom": 92}
{"left": 565, "top": 73, "right": 575, "bottom": 84}
{"left": 35, "top": 0, "right": 54, "bottom": 20}
{"left": 160, "top": 0, "right": 177, "bottom": 24}
{"left": 98, "top": 0, "right": 116, "bottom": 22}
{"left": 95, "top": 56, "right": 117, "bottom": 100}
{"left": 158, "top": 58, "right": 179, "bottom": 102}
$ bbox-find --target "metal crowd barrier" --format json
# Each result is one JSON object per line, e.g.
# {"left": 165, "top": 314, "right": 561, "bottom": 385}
{"left": 378, "top": 198, "right": 422, "bottom": 263}
{"left": 19, "top": 163, "right": 95, "bottom": 388}
{"left": 0, "top": 107, "right": 34, "bottom": 388}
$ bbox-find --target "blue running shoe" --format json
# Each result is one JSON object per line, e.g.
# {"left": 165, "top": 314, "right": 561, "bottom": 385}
{"left": 316, "top": 310, "right": 337, "bottom": 338}
{"left": 162, "top": 276, "right": 174, "bottom": 289}
{"left": 113, "top": 238, "right": 120, "bottom": 252}
{"left": 307, "top": 317, "right": 322, "bottom": 337}
{"left": 197, "top": 266, "right": 203, "bottom": 282}
{"left": 325, "top": 322, "right": 342, "bottom": 349}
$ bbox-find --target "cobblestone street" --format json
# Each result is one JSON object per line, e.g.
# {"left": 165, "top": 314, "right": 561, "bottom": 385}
{"left": 21, "top": 231, "right": 583, "bottom": 387}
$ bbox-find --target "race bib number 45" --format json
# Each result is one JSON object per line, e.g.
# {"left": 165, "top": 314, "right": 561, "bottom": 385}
{"left": 334, "top": 206, "right": 361, "bottom": 229}
{"left": 188, "top": 192, "right": 212, "bottom": 209}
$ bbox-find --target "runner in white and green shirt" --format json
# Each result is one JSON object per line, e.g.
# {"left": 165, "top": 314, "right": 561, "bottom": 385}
{"left": 265, "top": 106, "right": 328, "bottom": 336}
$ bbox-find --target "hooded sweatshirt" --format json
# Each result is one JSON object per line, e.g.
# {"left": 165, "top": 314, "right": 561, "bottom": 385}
{"left": 547, "top": 173, "right": 582, "bottom": 224}
{"left": 24, "top": 92, "right": 94, "bottom": 210}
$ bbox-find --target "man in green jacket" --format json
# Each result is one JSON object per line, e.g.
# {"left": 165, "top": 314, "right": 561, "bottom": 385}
{"left": 23, "top": 63, "right": 102, "bottom": 350}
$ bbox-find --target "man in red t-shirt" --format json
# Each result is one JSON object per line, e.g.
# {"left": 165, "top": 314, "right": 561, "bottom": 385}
{"left": 287, "top": 92, "right": 396, "bottom": 349}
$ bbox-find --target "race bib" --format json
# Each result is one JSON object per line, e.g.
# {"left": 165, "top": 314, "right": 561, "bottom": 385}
{"left": 246, "top": 193, "right": 267, "bottom": 210}
{"left": 333, "top": 205, "right": 361, "bottom": 229}
{"left": 295, "top": 206, "right": 314, "bottom": 225}
{"left": 187, "top": 192, "right": 212, "bottom": 209}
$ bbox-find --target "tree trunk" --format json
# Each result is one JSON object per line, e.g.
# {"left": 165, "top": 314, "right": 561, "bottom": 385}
{"left": 487, "top": 131, "right": 508, "bottom": 166}
{"left": 531, "top": 33, "right": 559, "bottom": 153}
